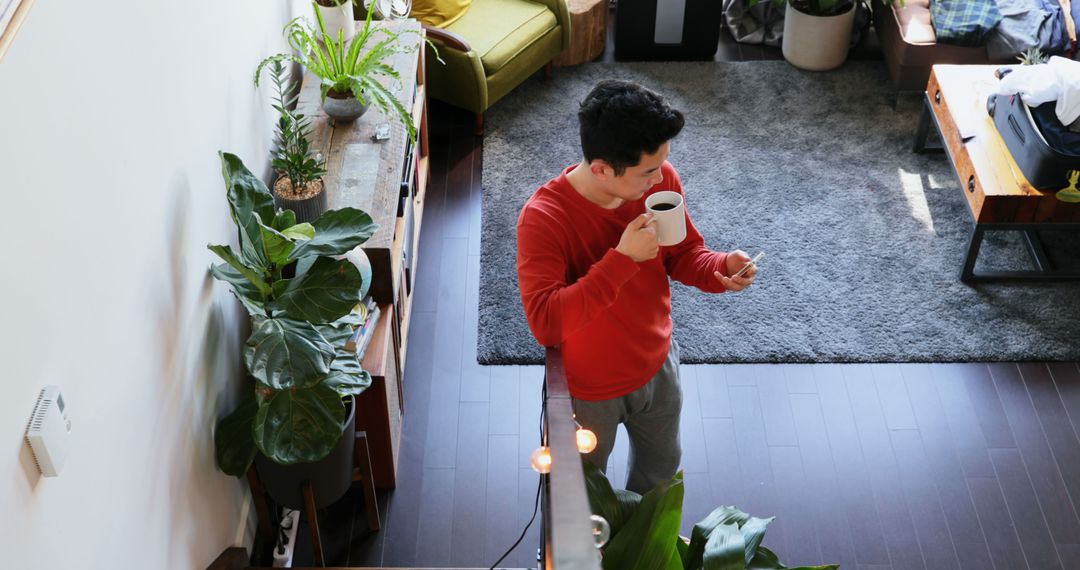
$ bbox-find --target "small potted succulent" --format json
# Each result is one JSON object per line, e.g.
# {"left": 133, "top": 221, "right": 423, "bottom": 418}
{"left": 209, "top": 151, "right": 377, "bottom": 511}
{"left": 264, "top": 60, "right": 328, "bottom": 223}
{"left": 256, "top": 2, "right": 423, "bottom": 129}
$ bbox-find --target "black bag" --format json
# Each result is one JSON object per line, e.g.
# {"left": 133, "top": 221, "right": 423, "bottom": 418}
{"left": 987, "top": 92, "right": 1080, "bottom": 191}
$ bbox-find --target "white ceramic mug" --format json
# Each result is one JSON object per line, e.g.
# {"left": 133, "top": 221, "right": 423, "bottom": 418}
{"left": 645, "top": 191, "right": 686, "bottom": 246}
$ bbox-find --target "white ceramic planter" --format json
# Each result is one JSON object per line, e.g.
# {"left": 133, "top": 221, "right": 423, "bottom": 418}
{"left": 781, "top": 2, "right": 855, "bottom": 71}
{"left": 316, "top": 2, "right": 355, "bottom": 43}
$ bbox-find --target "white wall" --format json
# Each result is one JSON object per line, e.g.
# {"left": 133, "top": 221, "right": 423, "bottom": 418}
{"left": 0, "top": 1, "right": 310, "bottom": 568}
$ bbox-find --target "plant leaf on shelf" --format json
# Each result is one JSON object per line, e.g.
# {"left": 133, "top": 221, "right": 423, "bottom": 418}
{"left": 322, "top": 369, "right": 371, "bottom": 397}
{"left": 273, "top": 256, "right": 362, "bottom": 322}
{"left": 290, "top": 207, "right": 377, "bottom": 259}
{"left": 244, "top": 317, "right": 335, "bottom": 389}
{"left": 208, "top": 245, "right": 271, "bottom": 296}
{"left": 272, "top": 209, "right": 297, "bottom": 232}
{"left": 258, "top": 220, "right": 295, "bottom": 267}
{"left": 209, "top": 262, "right": 267, "bottom": 316}
{"left": 214, "top": 392, "right": 260, "bottom": 477}
{"left": 220, "top": 152, "right": 276, "bottom": 269}
{"left": 281, "top": 222, "right": 316, "bottom": 241}
{"left": 253, "top": 382, "right": 346, "bottom": 465}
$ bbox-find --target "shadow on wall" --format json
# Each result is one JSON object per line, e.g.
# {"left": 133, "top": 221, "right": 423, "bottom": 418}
{"left": 150, "top": 171, "right": 251, "bottom": 565}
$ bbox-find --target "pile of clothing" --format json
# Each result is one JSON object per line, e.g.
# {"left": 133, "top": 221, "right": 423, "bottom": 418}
{"left": 721, "top": 0, "right": 1080, "bottom": 61}
{"left": 998, "top": 56, "right": 1080, "bottom": 144}
{"left": 942, "top": 0, "right": 1080, "bottom": 59}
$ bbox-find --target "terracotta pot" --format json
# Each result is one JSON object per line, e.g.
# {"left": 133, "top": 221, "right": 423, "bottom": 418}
{"left": 781, "top": 2, "right": 856, "bottom": 71}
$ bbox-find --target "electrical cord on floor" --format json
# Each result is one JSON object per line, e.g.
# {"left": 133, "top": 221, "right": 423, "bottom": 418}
{"left": 487, "top": 375, "right": 549, "bottom": 570}
{"left": 488, "top": 476, "right": 543, "bottom": 570}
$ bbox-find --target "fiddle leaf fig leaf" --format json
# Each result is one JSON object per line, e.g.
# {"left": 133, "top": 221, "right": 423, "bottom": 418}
{"left": 322, "top": 369, "right": 371, "bottom": 397}
{"left": 258, "top": 220, "right": 295, "bottom": 266}
{"left": 214, "top": 392, "right": 259, "bottom": 477}
{"left": 220, "top": 152, "right": 275, "bottom": 268}
{"left": 273, "top": 257, "right": 362, "bottom": 323}
{"left": 253, "top": 383, "right": 346, "bottom": 464}
{"left": 290, "top": 207, "right": 377, "bottom": 259}
{"left": 272, "top": 209, "right": 297, "bottom": 232}
{"left": 208, "top": 245, "right": 271, "bottom": 296}
{"left": 244, "top": 318, "right": 334, "bottom": 389}
{"left": 209, "top": 263, "right": 266, "bottom": 316}
{"left": 282, "top": 222, "right": 316, "bottom": 241}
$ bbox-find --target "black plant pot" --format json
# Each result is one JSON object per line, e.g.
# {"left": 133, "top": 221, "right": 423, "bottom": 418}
{"left": 274, "top": 176, "right": 328, "bottom": 224}
{"left": 254, "top": 396, "right": 356, "bottom": 510}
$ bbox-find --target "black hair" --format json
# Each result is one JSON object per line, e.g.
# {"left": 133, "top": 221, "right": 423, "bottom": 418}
{"left": 578, "top": 80, "right": 685, "bottom": 176}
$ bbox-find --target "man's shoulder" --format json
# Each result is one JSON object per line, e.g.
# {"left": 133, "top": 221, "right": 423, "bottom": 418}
{"left": 520, "top": 177, "right": 569, "bottom": 218}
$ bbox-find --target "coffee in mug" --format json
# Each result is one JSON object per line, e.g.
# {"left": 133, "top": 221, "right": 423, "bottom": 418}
{"left": 645, "top": 191, "right": 687, "bottom": 246}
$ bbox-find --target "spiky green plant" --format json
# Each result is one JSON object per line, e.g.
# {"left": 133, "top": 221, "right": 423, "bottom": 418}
{"left": 256, "top": 2, "right": 431, "bottom": 140}
{"left": 267, "top": 60, "right": 327, "bottom": 191}
{"left": 1017, "top": 46, "right": 1049, "bottom": 66}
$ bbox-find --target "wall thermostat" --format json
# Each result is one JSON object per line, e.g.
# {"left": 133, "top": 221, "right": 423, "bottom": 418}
{"left": 26, "top": 385, "right": 72, "bottom": 477}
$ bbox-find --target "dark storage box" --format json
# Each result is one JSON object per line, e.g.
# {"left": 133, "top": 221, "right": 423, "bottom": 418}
{"left": 614, "top": 0, "right": 722, "bottom": 61}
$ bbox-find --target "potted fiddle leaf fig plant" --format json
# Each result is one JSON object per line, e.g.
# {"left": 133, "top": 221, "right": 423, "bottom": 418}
{"left": 265, "top": 59, "right": 328, "bottom": 224}
{"left": 256, "top": 2, "right": 423, "bottom": 129}
{"left": 584, "top": 462, "right": 838, "bottom": 569}
{"left": 751, "top": 0, "right": 900, "bottom": 71}
{"left": 210, "top": 151, "right": 377, "bottom": 510}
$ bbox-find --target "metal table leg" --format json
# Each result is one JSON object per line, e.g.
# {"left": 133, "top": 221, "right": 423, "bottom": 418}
{"left": 960, "top": 225, "right": 984, "bottom": 282}
{"left": 913, "top": 97, "right": 944, "bottom": 154}
{"left": 961, "top": 223, "right": 1080, "bottom": 282}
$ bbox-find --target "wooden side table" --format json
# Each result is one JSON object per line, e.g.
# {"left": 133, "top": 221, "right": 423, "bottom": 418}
{"left": 914, "top": 64, "right": 1080, "bottom": 282}
{"left": 553, "top": 0, "right": 607, "bottom": 66}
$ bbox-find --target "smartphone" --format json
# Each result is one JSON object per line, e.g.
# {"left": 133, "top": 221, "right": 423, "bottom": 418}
{"left": 732, "top": 252, "right": 764, "bottom": 279}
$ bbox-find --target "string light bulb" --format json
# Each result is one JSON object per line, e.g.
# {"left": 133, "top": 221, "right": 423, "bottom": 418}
{"left": 589, "top": 515, "right": 611, "bottom": 549}
{"left": 530, "top": 446, "right": 552, "bottom": 474}
{"left": 575, "top": 427, "right": 598, "bottom": 454}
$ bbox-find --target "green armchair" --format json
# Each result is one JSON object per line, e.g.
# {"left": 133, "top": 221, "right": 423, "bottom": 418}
{"left": 421, "top": 0, "right": 570, "bottom": 134}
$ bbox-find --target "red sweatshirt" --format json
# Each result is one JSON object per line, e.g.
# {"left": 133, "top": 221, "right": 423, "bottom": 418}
{"left": 516, "top": 162, "right": 729, "bottom": 401}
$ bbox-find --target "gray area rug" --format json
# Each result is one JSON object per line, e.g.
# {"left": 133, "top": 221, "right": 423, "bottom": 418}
{"left": 478, "top": 61, "right": 1080, "bottom": 364}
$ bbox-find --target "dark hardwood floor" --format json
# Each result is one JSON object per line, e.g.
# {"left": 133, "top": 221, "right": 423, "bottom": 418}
{"left": 286, "top": 15, "right": 1080, "bottom": 570}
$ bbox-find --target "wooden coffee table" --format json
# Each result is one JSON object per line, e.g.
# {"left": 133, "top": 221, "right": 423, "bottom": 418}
{"left": 913, "top": 64, "right": 1080, "bottom": 282}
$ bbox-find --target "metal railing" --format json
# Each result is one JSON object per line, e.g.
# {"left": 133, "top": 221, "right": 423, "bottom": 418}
{"left": 539, "top": 347, "right": 603, "bottom": 570}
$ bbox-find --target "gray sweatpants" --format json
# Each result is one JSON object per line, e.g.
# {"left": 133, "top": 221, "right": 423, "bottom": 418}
{"left": 571, "top": 340, "right": 682, "bottom": 495}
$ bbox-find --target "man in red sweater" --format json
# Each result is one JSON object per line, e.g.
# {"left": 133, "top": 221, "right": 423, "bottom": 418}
{"left": 516, "top": 80, "right": 758, "bottom": 493}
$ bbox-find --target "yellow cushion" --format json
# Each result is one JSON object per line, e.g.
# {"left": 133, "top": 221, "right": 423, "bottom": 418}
{"left": 445, "top": 0, "right": 557, "bottom": 75}
{"left": 411, "top": 0, "right": 471, "bottom": 28}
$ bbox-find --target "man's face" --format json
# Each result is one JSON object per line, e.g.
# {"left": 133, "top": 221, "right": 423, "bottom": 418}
{"left": 599, "top": 141, "right": 670, "bottom": 202}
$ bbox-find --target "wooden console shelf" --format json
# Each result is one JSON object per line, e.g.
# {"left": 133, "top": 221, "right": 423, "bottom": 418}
{"left": 299, "top": 19, "right": 429, "bottom": 488}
